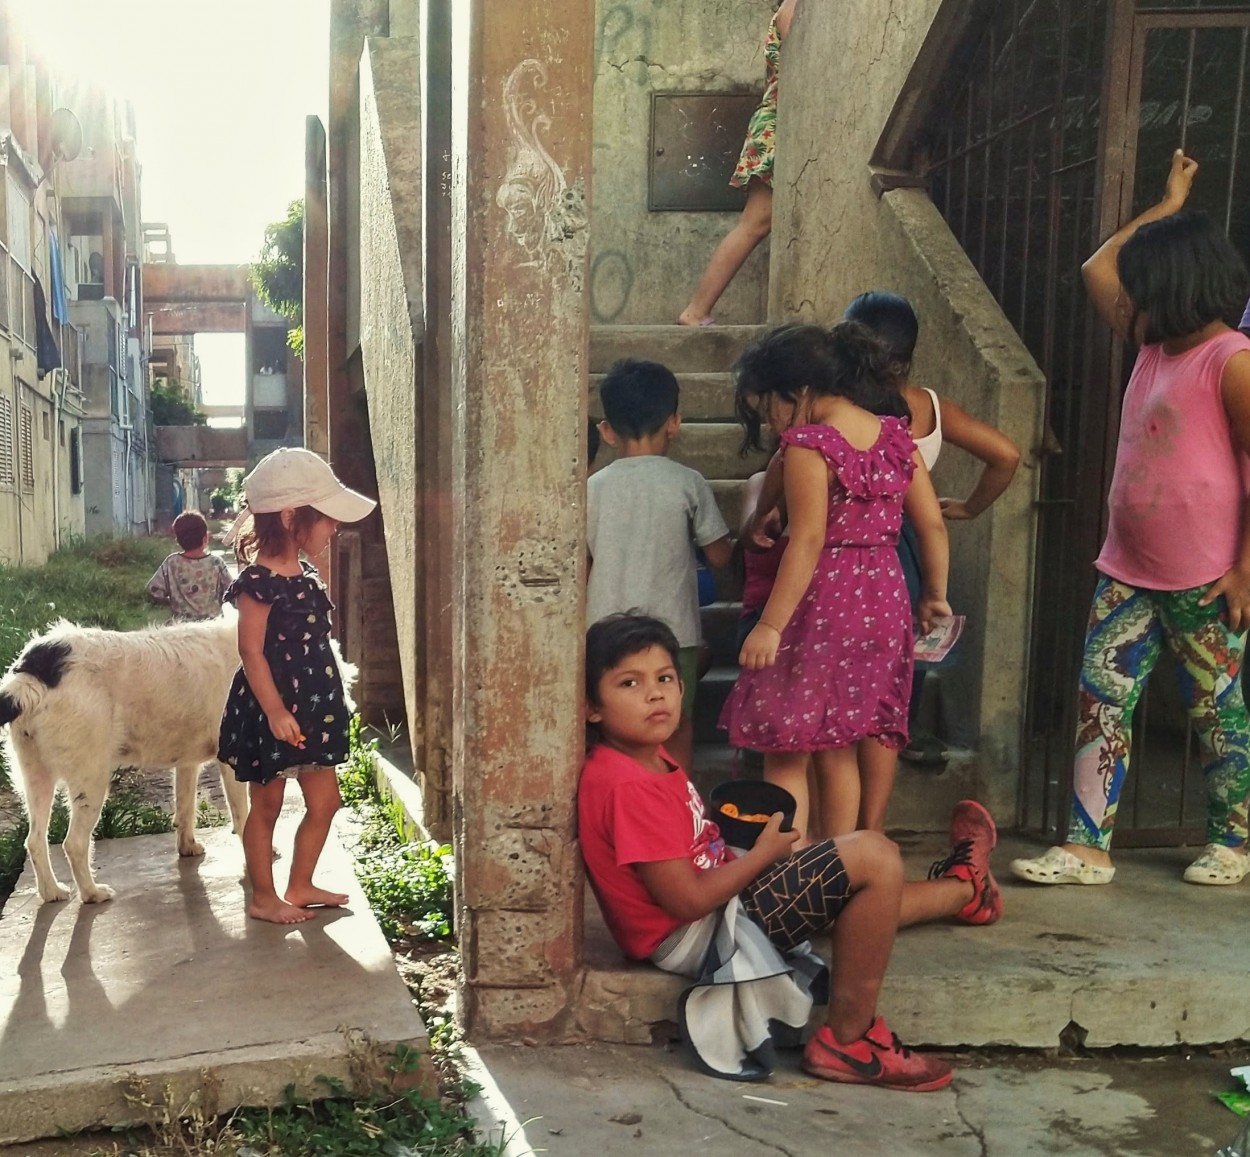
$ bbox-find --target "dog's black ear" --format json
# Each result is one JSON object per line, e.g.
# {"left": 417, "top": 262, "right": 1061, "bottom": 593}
{"left": 14, "top": 640, "right": 72, "bottom": 689}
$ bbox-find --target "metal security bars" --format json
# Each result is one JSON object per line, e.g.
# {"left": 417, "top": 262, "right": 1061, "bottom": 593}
{"left": 917, "top": 0, "right": 1250, "bottom": 843}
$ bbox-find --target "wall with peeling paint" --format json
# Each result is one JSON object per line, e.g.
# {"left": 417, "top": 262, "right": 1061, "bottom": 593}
{"left": 592, "top": 0, "right": 773, "bottom": 325}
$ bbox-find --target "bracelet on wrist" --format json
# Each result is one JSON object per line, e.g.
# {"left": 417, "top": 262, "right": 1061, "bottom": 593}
{"left": 758, "top": 620, "right": 783, "bottom": 635}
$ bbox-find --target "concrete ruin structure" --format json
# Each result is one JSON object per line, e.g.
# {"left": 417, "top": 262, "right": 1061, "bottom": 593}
{"left": 314, "top": 0, "right": 1250, "bottom": 1042}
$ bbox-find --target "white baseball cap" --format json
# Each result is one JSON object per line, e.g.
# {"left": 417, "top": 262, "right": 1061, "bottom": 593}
{"left": 243, "top": 448, "right": 377, "bottom": 523}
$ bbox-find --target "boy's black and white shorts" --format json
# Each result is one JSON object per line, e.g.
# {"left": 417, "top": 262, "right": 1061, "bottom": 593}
{"left": 739, "top": 840, "right": 851, "bottom": 950}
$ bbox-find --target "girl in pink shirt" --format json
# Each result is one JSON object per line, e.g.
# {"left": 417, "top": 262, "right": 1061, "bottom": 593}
{"left": 1013, "top": 151, "right": 1250, "bottom": 888}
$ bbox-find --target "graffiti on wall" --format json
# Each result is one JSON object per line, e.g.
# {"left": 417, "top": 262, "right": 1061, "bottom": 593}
{"left": 497, "top": 58, "right": 588, "bottom": 289}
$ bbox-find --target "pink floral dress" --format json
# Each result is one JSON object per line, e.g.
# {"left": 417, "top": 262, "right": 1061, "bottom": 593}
{"left": 720, "top": 419, "right": 917, "bottom": 752}
{"left": 730, "top": 9, "right": 782, "bottom": 189}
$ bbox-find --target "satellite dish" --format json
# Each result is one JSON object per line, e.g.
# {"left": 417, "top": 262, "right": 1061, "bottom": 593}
{"left": 48, "top": 108, "right": 83, "bottom": 163}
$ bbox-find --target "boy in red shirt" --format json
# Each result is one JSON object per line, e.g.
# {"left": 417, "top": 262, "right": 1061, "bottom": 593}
{"left": 580, "top": 613, "right": 996, "bottom": 1090}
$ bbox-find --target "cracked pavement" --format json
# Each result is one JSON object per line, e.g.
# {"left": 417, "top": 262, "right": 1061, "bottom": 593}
{"left": 477, "top": 1039, "right": 1249, "bottom": 1156}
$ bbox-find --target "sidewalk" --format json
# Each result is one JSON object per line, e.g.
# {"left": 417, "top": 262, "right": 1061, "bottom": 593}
{"left": 0, "top": 810, "right": 426, "bottom": 1146}
{"left": 580, "top": 832, "right": 1250, "bottom": 1050}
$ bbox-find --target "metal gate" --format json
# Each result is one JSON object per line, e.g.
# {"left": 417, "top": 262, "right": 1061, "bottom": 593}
{"left": 918, "top": 0, "right": 1250, "bottom": 843}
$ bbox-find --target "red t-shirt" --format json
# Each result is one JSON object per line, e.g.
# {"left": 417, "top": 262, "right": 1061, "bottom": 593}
{"left": 578, "top": 743, "right": 730, "bottom": 960}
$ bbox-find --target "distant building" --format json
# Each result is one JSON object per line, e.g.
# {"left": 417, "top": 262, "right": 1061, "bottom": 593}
{"left": 0, "top": 11, "right": 91, "bottom": 564}
{"left": 58, "top": 78, "right": 154, "bottom": 540}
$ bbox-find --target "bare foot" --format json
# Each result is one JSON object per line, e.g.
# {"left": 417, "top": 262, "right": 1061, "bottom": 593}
{"left": 285, "top": 884, "right": 350, "bottom": 909}
{"left": 248, "top": 897, "right": 315, "bottom": 924}
{"left": 677, "top": 310, "right": 714, "bottom": 326}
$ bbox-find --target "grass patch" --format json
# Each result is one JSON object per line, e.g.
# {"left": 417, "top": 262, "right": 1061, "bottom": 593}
{"left": 339, "top": 716, "right": 455, "bottom": 943}
{"left": 0, "top": 534, "right": 174, "bottom": 791}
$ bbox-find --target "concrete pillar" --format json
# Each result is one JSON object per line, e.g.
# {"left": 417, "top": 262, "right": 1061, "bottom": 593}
{"left": 415, "top": 0, "right": 455, "bottom": 838}
{"left": 450, "top": 0, "right": 592, "bottom": 1038}
{"left": 304, "top": 116, "right": 329, "bottom": 458}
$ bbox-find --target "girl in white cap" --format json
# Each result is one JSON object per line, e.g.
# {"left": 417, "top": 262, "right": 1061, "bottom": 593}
{"left": 217, "top": 448, "right": 376, "bottom": 924}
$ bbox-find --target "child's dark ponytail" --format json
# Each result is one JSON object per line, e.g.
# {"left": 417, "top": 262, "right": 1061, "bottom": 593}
{"left": 827, "top": 320, "right": 906, "bottom": 416}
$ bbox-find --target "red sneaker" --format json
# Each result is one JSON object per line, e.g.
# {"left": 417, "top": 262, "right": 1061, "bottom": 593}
{"left": 802, "top": 1017, "right": 953, "bottom": 1092}
{"left": 928, "top": 799, "right": 1001, "bottom": 925}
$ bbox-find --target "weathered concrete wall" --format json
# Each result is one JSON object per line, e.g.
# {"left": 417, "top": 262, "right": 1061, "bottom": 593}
{"left": 358, "top": 35, "right": 431, "bottom": 814}
{"left": 591, "top": 0, "right": 770, "bottom": 325}
{"left": 452, "top": 0, "right": 591, "bottom": 1038}
{"left": 770, "top": 0, "right": 1045, "bottom": 816}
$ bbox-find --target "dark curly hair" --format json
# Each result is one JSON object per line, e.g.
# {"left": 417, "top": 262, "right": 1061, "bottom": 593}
{"left": 733, "top": 321, "right": 904, "bottom": 452}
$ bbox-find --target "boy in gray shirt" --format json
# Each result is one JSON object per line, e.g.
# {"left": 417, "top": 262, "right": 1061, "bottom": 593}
{"left": 588, "top": 358, "right": 732, "bottom": 774}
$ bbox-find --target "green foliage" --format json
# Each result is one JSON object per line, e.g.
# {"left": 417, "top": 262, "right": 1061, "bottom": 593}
{"left": 338, "top": 717, "right": 455, "bottom": 943}
{"left": 356, "top": 841, "right": 454, "bottom": 942}
{"left": 211, "top": 468, "right": 245, "bottom": 512}
{"left": 227, "top": 1055, "right": 503, "bottom": 1157}
{"left": 148, "top": 382, "right": 206, "bottom": 426}
{"left": 0, "top": 535, "right": 172, "bottom": 791}
{"left": 251, "top": 198, "right": 304, "bottom": 356}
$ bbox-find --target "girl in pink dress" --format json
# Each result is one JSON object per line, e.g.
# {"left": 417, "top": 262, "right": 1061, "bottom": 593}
{"left": 720, "top": 323, "right": 951, "bottom": 842}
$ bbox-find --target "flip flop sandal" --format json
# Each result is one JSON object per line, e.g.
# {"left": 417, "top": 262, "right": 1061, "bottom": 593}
{"left": 1183, "top": 843, "right": 1250, "bottom": 886}
{"left": 1009, "top": 846, "right": 1115, "bottom": 886}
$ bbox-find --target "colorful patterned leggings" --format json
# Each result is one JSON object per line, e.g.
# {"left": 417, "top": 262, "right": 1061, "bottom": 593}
{"left": 1068, "top": 576, "right": 1250, "bottom": 851}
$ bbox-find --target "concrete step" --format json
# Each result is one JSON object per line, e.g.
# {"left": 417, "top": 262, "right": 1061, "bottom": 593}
{"left": 590, "top": 324, "right": 765, "bottom": 374}
{"left": 590, "top": 372, "right": 737, "bottom": 423}
{"left": 579, "top": 833, "right": 1245, "bottom": 1049}
{"left": 598, "top": 423, "right": 768, "bottom": 480}
{"left": 709, "top": 478, "right": 747, "bottom": 533}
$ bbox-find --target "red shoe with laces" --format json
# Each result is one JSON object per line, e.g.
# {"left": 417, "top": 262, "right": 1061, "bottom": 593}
{"left": 802, "top": 1017, "right": 953, "bottom": 1091}
{"left": 928, "top": 799, "right": 1002, "bottom": 925}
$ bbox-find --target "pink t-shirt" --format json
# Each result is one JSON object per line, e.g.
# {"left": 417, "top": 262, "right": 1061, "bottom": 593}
{"left": 1097, "top": 329, "right": 1250, "bottom": 590}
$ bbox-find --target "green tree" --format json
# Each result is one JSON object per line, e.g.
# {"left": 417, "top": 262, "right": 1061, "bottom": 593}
{"left": 149, "top": 382, "right": 206, "bottom": 426}
{"left": 250, "top": 198, "right": 304, "bottom": 358}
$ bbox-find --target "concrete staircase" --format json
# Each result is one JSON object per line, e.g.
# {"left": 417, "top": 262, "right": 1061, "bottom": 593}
{"left": 590, "top": 324, "right": 766, "bottom": 795}
{"left": 589, "top": 323, "right": 982, "bottom": 829}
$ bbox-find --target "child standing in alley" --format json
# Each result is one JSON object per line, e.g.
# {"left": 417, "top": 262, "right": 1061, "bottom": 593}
{"left": 588, "top": 358, "right": 733, "bottom": 775}
{"left": 721, "top": 323, "right": 953, "bottom": 844}
{"left": 844, "top": 290, "right": 1021, "bottom": 781}
{"left": 146, "top": 510, "right": 233, "bottom": 622}
{"left": 218, "top": 448, "right": 376, "bottom": 924}
{"left": 1013, "top": 151, "right": 1250, "bottom": 888}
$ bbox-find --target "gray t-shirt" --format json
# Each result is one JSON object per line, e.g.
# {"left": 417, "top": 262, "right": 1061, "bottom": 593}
{"left": 587, "top": 455, "right": 729, "bottom": 647}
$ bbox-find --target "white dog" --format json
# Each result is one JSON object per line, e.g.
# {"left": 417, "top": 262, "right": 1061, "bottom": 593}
{"left": 0, "top": 615, "right": 251, "bottom": 904}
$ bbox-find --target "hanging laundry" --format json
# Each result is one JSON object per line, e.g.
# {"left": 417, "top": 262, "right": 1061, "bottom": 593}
{"left": 48, "top": 226, "right": 70, "bottom": 325}
{"left": 33, "top": 274, "right": 62, "bottom": 378}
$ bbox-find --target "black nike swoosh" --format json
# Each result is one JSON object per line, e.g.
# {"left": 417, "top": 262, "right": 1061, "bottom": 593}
{"left": 811, "top": 1040, "right": 883, "bottom": 1079}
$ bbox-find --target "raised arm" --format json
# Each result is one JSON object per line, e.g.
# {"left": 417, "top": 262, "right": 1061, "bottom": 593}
{"left": 1082, "top": 149, "right": 1197, "bottom": 340}
{"left": 935, "top": 397, "right": 1022, "bottom": 520}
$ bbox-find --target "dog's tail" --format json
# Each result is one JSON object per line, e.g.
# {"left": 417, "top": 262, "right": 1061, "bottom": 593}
{"left": 0, "top": 638, "right": 72, "bottom": 726}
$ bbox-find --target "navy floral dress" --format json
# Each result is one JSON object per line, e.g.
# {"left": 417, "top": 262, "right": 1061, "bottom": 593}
{"left": 217, "top": 563, "right": 350, "bottom": 784}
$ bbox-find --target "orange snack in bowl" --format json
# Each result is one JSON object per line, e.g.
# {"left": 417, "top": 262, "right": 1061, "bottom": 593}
{"left": 718, "top": 802, "right": 772, "bottom": 823}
